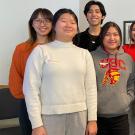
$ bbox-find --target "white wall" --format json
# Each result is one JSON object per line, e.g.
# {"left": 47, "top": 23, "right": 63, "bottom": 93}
{"left": 0, "top": 0, "right": 79, "bottom": 85}
{"left": 79, "top": 0, "right": 135, "bottom": 33}
{"left": 1, "top": 0, "right": 135, "bottom": 84}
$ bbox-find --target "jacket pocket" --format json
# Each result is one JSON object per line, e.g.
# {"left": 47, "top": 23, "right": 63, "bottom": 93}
{"left": 97, "top": 90, "right": 131, "bottom": 115}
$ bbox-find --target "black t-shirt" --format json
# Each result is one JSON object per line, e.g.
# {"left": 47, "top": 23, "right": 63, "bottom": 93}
{"left": 73, "top": 28, "right": 101, "bottom": 52}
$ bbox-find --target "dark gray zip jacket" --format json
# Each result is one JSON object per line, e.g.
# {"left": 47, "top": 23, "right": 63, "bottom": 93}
{"left": 91, "top": 46, "right": 135, "bottom": 117}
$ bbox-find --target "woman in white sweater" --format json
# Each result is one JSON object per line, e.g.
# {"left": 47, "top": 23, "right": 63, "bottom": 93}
{"left": 23, "top": 8, "right": 97, "bottom": 135}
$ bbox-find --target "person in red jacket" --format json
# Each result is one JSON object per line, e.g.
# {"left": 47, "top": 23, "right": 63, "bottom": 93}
{"left": 123, "top": 21, "right": 135, "bottom": 61}
{"left": 123, "top": 21, "right": 135, "bottom": 135}
{"left": 9, "top": 8, "right": 53, "bottom": 135}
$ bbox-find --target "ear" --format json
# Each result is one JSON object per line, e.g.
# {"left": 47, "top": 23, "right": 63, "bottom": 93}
{"left": 102, "top": 16, "right": 105, "bottom": 21}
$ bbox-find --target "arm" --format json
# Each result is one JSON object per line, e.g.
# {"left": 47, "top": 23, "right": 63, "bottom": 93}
{"left": 127, "top": 61, "right": 135, "bottom": 102}
{"left": 8, "top": 46, "right": 24, "bottom": 99}
{"left": 23, "top": 46, "right": 45, "bottom": 129}
{"left": 85, "top": 50, "right": 97, "bottom": 135}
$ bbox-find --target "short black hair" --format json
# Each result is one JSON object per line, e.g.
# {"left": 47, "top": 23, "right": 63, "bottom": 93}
{"left": 84, "top": 0, "right": 106, "bottom": 17}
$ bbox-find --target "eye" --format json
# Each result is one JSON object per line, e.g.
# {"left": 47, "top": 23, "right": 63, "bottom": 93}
{"left": 95, "top": 10, "right": 101, "bottom": 14}
{"left": 132, "top": 28, "right": 135, "bottom": 31}
{"left": 105, "top": 33, "right": 110, "bottom": 36}
{"left": 71, "top": 21, "right": 76, "bottom": 24}
{"left": 60, "top": 19, "right": 67, "bottom": 23}
{"left": 88, "top": 10, "right": 93, "bottom": 14}
{"left": 113, "top": 33, "right": 119, "bottom": 36}
{"left": 34, "top": 19, "right": 40, "bottom": 23}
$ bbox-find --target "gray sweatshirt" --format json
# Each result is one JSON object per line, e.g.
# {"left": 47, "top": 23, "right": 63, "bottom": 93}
{"left": 91, "top": 46, "right": 135, "bottom": 117}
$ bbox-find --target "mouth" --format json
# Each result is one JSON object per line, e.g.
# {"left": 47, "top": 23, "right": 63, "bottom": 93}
{"left": 91, "top": 18, "right": 98, "bottom": 21}
{"left": 64, "top": 29, "right": 73, "bottom": 33}
{"left": 108, "top": 42, "right": 117, "bottom": 46}
{"left": 39, "top": 27, "right": 48, "bottom": 31}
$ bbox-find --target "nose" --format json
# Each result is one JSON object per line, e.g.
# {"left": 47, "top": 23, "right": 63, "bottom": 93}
{"left": 91, "top": 11, "right": 97, "bottom": 16}
{"left": 65, "top": 21, "right": 72, "bottom": 28}
{"left": 40, "top": 20, "right": 47, "bottom": 26}
{"left": 110, "top": 35, "right": 115, "bottom": 40}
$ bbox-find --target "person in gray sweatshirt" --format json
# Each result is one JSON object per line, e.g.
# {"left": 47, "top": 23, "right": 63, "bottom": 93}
{"left": 91, "top": 21, "right": 135, "bottom": 135}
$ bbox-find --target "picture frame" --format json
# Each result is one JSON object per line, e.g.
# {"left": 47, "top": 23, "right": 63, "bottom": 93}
{"left": 123, "top": 20, "right": 135, "bottom": 44}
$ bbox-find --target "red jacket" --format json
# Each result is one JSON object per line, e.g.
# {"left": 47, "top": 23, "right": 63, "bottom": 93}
{"left": 123, "top": 44, "right": 135, "bottom": 62}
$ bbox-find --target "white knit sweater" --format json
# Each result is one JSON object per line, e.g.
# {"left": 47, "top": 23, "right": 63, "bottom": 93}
{"left": 23, "top": 40, "right": 97, "bottom": 128}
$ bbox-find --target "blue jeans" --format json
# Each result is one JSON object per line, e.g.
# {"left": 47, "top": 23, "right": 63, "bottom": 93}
{"left": 19, "top": 99, "right": 32, "bottom": 135}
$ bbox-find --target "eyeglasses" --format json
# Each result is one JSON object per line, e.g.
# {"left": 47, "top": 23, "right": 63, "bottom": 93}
{"left": 34, "top": 18, "right": 51, "bottom": 24}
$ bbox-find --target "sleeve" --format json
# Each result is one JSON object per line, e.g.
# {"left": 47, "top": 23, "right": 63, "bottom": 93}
{"left": 84, "top": 50, "right": 97, "bottom": 121}
{"left": 23, "top": 46, "right": 45, "bottom": 129}
{"left": 8, "top": 46, "right": 24, "bottom": 99}
{"left": 127, "top": 60, "right": 135, "bottom": 103}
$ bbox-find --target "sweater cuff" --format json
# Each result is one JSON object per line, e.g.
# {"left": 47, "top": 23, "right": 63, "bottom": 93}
{"left": 88, "top": 111, "right": 97, "bottom": 121}
{"left": 31, "top": 116, "right": 43, "bottom": 129}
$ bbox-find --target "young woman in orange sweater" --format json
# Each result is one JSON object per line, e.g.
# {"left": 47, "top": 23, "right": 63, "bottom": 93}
{"left": 9, "top": 8, "right": 53, "bottom": 135}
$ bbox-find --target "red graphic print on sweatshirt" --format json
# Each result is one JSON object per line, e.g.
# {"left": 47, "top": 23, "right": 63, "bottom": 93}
{"left": 99, "top": 58, "right": 126, "bottom": 86}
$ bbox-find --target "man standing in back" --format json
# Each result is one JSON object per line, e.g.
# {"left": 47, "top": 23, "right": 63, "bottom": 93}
{"left": 73, "top": 0, "right": 106, "bottom": 52}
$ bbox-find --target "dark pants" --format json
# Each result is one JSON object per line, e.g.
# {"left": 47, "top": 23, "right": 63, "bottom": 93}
{"left": 19, "top": 99, "right": 32, "bottom": 135}
{"left": 97, "top": 114, "right": 129, "bottom": 135}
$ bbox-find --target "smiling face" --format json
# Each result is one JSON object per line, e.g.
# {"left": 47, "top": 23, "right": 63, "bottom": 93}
{"left": 54, "top": 13, "right": 78, "bottom": 42}
{"left": 32, "top": 14, "right": 52, "bottom": 38}
{"left": 86, "top": 5, "right": 105, "bottom": 27}
{"left": 131, "top": 23, "right": 135, "bottom": 43}
{"left": 103, "top": 26, "right": 121, "bottom": 53}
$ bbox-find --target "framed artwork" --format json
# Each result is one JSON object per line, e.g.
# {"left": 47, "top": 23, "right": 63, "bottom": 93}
{"left": 123, "top": 20, "right": 135, "bottom": 44}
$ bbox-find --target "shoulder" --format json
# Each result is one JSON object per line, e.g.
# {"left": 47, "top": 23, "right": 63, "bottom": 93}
{"left": 124, "top": 52, "right": 133, "bottom": 61}
{"left": 122, "top": 44, "right": 129, "bottom": 51}
{"left": 74, "top": 29, "right": 88, "bottom": 38}
{"left": 77, "top": 47, "right": 92, "bottom": 59}
{"left": 77, "top": 29, "right": 88, "bottom": 37}
{"left": 91, "top": 49, "right": 99, "bottom": 56}
{"left": 15, "top": 41, "right": 32, "bottom": 52}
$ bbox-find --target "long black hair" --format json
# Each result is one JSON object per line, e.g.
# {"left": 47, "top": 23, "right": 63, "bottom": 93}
{"left": 28, "top": 8, "right": 53, "bottom": 44}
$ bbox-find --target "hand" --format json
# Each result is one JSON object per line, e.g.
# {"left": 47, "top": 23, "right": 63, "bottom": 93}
{"left": 85, "top": 121, "right": 97, "bottom": 135}
{"left": 32, "top": 126, "right": 47, "bottom": 135}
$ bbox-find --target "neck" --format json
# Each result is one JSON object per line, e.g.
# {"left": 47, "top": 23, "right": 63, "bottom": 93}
{"left": 36, "top": 35, "right": 49, "bottom": 44}
{"left": 88, "top": 25, "right": 101, "bottom": 36}
{"left": 105, "top": 48, "right": 118, "bottom": 54}
{"left": 55, "top": 37, "right": 72, "bottom": 43}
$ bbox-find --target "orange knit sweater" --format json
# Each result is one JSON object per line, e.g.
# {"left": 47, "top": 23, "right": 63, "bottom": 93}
{"left": 9, "top": 41, "right": 37, "bottom": 99}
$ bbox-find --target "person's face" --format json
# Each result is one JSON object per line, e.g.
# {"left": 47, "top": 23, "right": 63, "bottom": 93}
{"left": 131, "top": 24, "right": 135, "bottom": 43}
{"left": 86, "top": 5, "right": 104, "bottom": 27}
{"left": 32, "top": 14, "right": 52, "bottom": 38}
{"left": 103, "top": 26, "right": 121, "bottom": 52}
{"left": 55, "top": 13, "right": 78, "bottom": 42}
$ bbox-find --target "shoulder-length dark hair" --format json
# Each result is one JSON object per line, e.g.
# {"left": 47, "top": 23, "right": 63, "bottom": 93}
{"left": 129, "top": 21, "right": 135, "bottom": 43}
{"left": 52, "top": 8, "right": 79, "bottom": 36}
{"left": 100, "top": 21, "right": 122, "bottom": 48}
{"left": 28, "top": 8, "right": 53, "bottom": 45}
